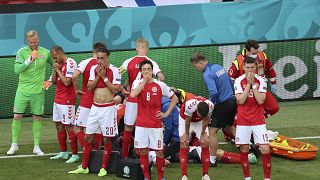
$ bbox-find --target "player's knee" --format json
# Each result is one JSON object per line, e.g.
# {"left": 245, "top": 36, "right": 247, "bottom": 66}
{"left": 124, "top": 125, "right": 133, "bottom": 131}
{"left": 13, "top": 114, "right": 23, "bottom": 120}
{"left": 138, "top": 148, "right": 148, "bottom": 155}
{"left": 259, "top": 144, "right": 270, "bottom": 154}
{"left": 180, "top": 141, "right": 188, "bottom": 148}
{"left": 239, "top": 145, "right": 250, "bottom": 153}
{"left": 155, "top": 150, "right": 164, "bottom": 158}
{"left": 84, "top": 134, "right": 94, "bottom": 142}
{"left": 32, "top": 115, "right": 41, "bottom": 121}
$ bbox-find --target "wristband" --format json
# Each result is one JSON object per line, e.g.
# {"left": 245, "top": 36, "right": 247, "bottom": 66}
{"left": 104, "top": 77, "right": 109, "bottom": 83}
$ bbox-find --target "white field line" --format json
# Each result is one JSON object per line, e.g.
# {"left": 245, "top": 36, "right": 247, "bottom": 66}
{"left": 0, "top": 136, "right": 319, "bottom": 159}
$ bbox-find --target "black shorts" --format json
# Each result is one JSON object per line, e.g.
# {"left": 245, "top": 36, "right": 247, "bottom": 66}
{"left": 209, "top": 97, "right": 237, "bottom": 128}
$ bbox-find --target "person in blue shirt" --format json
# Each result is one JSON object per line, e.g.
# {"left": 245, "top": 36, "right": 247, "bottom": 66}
{"left": 162, "top": 96, "right": 179, "bottom": 145}
{"left": 190, "top": 52, "right": 237, "bottom": 167}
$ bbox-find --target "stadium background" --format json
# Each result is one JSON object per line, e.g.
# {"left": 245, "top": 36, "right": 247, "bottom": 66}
{"left": 0, "top": 0, "right": 319, "bottom": 118}
{"left": 0, "top": 39, "right": 319, "bottom": 118}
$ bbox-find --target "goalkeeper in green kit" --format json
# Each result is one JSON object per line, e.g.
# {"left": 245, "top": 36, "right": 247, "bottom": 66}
{"left": 7, "top": 30, "right": 52, "bottom": 155}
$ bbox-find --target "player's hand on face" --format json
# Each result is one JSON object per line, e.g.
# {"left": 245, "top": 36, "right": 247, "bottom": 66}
{"left": 143, "top": 72, "right": 152, "bottom": 82}
{"left": 53, "top": 62, "right": 60, "bottom": 71}
{"left": 31, "top": 50, "right": 38, "bottom": 60}
{"left": 97, "top": 66, "right": 106, "bottom": 78}
{"left": 246, "top": 72, "right": 254, "bottom": 85}
{"left": 180, "top": 133, "right": 189, "bottom": 143}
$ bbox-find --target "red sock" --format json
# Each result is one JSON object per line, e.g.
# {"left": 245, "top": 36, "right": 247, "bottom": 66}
{"left": 221, "top": 151, "right": 241, "bottom": 164}
{"left": 76, "top": 131, "right": 85, "bottom": 148}
{"left": 102, "top": 139, "right": 112, "bottom": 169}
{"left": 201, "top": 147, "right": 210, "bottom": 175}
{"left": 122, "top": 130, "right": 132, "bottom": 158}
{"left": 82, "top": 138, "right": 93, "bottom": 169}
{"left": 93, "top": 133, "right": 103, "bottom": 150}
{"left": 67, "top": 130, "right": 78, "bottom": 155}
{"left": 262, "top": 153, "right": 271, "bottom": 179}
{"left": 139, "top": 152, "right": 150, "bottom": 179}
{"left": 57, "top": 130, "right": 67, "bottom": 152}
{"left": 179, "top": 147, "right": 189, "bottom": 176}
{"left": 156, "top": 155, "right": 165, "bottom": 180}
{"left": 240, "top": 152, "right": 250, "bottom": 178}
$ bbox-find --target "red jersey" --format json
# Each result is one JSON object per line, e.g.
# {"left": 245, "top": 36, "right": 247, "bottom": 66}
{"left": 228, "top": 49, "right": 276, "bottom": 84}
{"left": 132, "top": 79, "right": 174, "bottom": 128}
{"left": 120, "top": 56, "right": 161, "bottom": 102}
{"left": 54, "top": 58, "right": 77, "bottom": 105}
{"left": 180, "top": 97, "right": 214, "bottom": 122}
{"left": 234, "top": 74, "right": 267, "bottom": 126}
{"left": 89, "top": 64, "right": 121, "bottom": 88}
{"left": 76, "top": 58, "right": 97, "bottom": 108}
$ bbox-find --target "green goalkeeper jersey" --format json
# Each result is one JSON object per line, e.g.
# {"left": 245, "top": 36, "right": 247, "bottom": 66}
{"left": 14, "top": 46, "right": 52, "bottom": 94}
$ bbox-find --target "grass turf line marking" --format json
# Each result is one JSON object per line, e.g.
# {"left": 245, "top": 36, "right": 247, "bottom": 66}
{"left": 1, "top": 136, "right": 319, "bottom": 159}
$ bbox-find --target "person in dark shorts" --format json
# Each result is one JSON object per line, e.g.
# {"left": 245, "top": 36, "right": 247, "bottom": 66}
{"left": 190, "top": 52, "right": 237, "bottom": 167}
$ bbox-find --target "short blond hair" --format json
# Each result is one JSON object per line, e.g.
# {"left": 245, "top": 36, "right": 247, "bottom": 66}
{"left": 26, "top": 30, "right": 38, "bottom": 39}
{"left": 136, "top": 38, "right": 149, "bottom": 48}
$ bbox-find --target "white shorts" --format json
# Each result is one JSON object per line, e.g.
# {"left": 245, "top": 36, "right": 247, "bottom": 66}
{"left": 86, "top": 102, "right": 118, "bottom": 137}
{"left": 235, "top": 124, "right": 269, "bottom": 145}
{"left": 52, "top": 103, "right": 75, "bottom": 125}
{"left": 134, "top": 126, "right": 163, "bottom": 150}
{"left": 124, "top": 101, "right": 137, "bottom": 126}
{"left": 179, "top": 115, "right": 204, "bottom": 139}
{"left": 74, "top": 106, "right": 91, "bottom": 127}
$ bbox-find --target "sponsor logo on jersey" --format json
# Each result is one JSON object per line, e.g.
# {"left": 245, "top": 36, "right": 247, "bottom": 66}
{"left": 40, "top": 54, "right": 44, "bottom": 59}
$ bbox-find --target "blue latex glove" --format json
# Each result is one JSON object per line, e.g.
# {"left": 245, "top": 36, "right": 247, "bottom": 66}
{"left": 271, "top": 84, "right": 277, "bottom": 93}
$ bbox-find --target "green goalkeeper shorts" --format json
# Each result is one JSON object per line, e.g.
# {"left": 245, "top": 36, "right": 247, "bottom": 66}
{"left": 13, "top": 91, "right": 44, "bottom": 116}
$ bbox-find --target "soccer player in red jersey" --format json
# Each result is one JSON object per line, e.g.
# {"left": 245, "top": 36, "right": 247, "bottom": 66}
{"left": 234, "top": 57, "right": 271, "bottom": 180}
{"left": 179, "top": 96, "right": 214, "bottom": 180}
{"left": 130, "top": 60, "right": 178, "bottom": 180}
{"left": 69, "top": 48, "right": 121, "bottom": 177}
{"left": 119, "top": 38, "right": 164, "bottom": 159}
{"left": 49, "top": 46, "right": 78, "bottom": 163}
{"left": 228, "top": 40, "right": 279, "bottom": 117}
{"left": 71, "top": 42, "right": 106, "bottom": 155}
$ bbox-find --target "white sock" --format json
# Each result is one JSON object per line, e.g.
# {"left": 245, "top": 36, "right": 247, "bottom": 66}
{"left": 11, "top": 143, "right": 18, "bottom": 146}
{"left": 210, "top": 155, "right": 217, "bottom": 163}
{"left": 245, "top": 177, "right": 251, "bottom": 180}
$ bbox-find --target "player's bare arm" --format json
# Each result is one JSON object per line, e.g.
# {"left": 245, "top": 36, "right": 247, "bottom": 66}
{"left": 156, "top": 71, "right": 165, "bottom": 81}
{"left": 252, "top": 84, "right": 266, "bottom": 105}
{"left": 54, "top": 62, "right": 72, "bottom": 86}
{"left": 72, "top": 70, "right": 85, "bottom": 97}
{"left": 87, "top": 74, "right": 100, "bottom": 91}
{"left": 98, "top": 67, "right": 120, "bottom": 93}
{"left": 236, "top": 83, "right": 251, "bottom": 105}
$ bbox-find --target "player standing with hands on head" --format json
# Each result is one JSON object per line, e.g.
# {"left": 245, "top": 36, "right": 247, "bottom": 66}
{"left": 190, "top": 52, "right": 237, "bottom": 167}
{"left": 119, "top": 38, "right": 164, "bottom": 159}
{"left": 130, "top": 60, "right": 178, "bottom": 180}
{"left": 49, "top": 46, "right": 79, "bottom": 163}
{"left": 8, "top": 30, "right": 51, "bottom": 156}
{"left": 234, "top": 57, "right": 271, "bottom": 180}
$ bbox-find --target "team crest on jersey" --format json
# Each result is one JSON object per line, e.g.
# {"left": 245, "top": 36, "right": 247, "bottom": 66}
{"left": 152, "top": 87, "right": 157, "bottom": 92}
{"left": 40, "top": 54, "right": 44, "bottom": 59}
{"left": 135, "top": 64, "right": 140, "bottom": 68}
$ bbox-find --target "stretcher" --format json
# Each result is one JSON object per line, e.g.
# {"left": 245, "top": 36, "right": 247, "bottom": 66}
{"left": 269, "top": 135, "right": 318, "bottom": 160}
